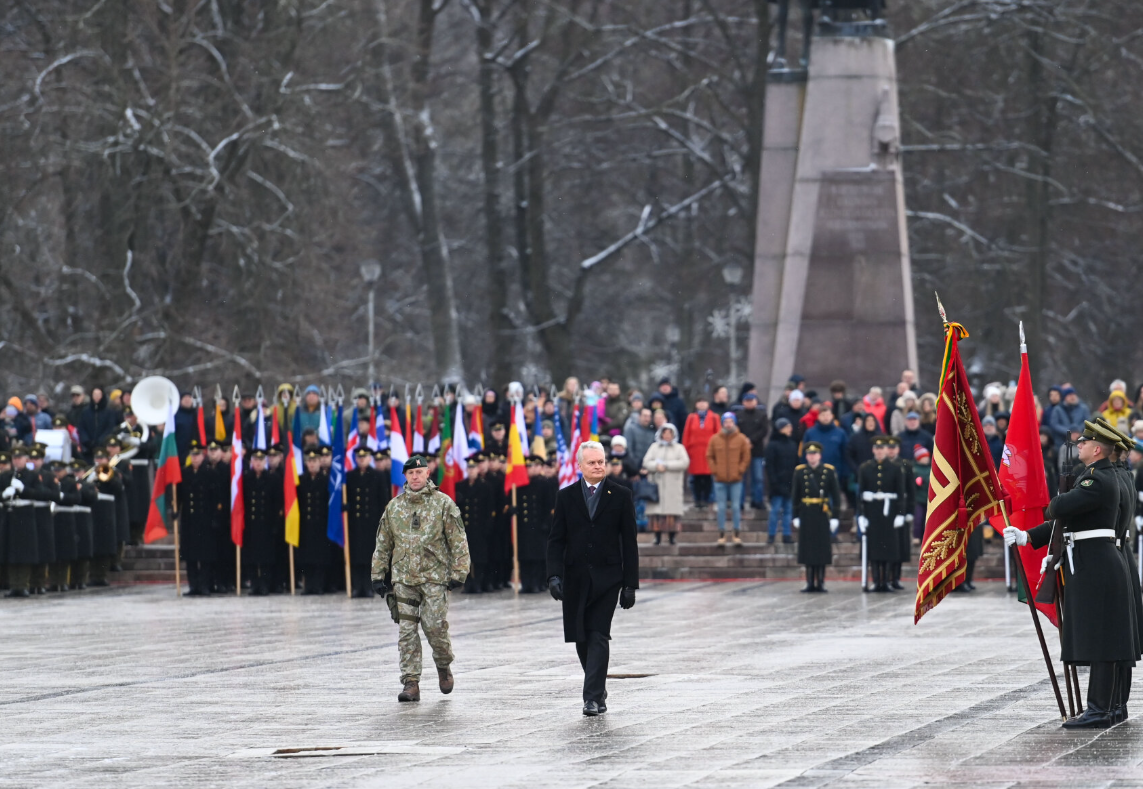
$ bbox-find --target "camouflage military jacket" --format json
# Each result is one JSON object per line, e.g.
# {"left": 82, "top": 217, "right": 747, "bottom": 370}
{"left": 371, "top": 480, "right": 471, "bottom": 586}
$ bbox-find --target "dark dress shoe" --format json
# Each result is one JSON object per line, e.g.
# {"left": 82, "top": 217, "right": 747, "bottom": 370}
{"left": 1063, "top": 708, "right": 1112, "bottom": 729}
{"left": 75, "top": 583, "right": 87, "bottom": 590}
{"left": 89, "top": 579, "right": 110, "bottom": 587}
{"left": 965, "top": 582, "right": 976, "bottom": 591}
{"left": 782, "top": 535, "right": 793, "bottom": 544}
{"left": 5, "top": 589, "right": 30, "bottom": 598}
{"left": 817, "top": 586, "right": 829, "bottom": 593}
{"left": 890, "top": 581, "right": 904, "bottom": 590}
{"left": 34, "top": 587, "right": 45, "bottom": 595}
{"left": 801, "top": 585, "right": 815, "bottom": 593}
{"left": 582, "top": 700, "right": 601, "bottom": 716}
{"left": 951, "top": 585, "right": 968, "bottom": 593}
{"left": 111, "top": 564, "right": 122, "bottom": 573}
{"left": 598, "top": 700, "right": 607, "bottom": 713}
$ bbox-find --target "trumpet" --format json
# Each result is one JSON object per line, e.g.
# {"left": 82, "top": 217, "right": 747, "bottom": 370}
{"left": 80, "top": 456, "right": 121, "bottom": 483}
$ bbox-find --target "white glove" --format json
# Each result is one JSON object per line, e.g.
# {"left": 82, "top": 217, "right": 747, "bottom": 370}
{"left": 857, "top": 516, "right": 869, "bottom": 533}
{"left": 1041, "top": 554, "right": 1054, "bottom": 575}
{"left": 1, "top": 486, "right": 15, "bottom": 500}
{"left": 24, "top": 461, "right": 34, "bottom": 471}
{"left": 792, "top": 518, "right": 801, "bottom": 528}
{"left": 1135, "top": 515, "right": 1143, "bottom": 530}
{"left": 829, "top": 518, "right": 839, "bottom": 534}
{"left": 893, "top": 515, "right": 905, "bottom": 528}
{"left": 11, "top": 478, "right": 24, "bottom": 492}
{"left": 1003, "top": 526, "right": 1028, "bottom": 547}
{"left": 905, "top": 514, "right": 914, "bottom": 524}
{"left": 1138, "top": 490, "right": 1143, "bottom": 504}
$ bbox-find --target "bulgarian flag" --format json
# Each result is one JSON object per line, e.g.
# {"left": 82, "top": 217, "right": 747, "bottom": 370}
{"left": 915, "top": 315, "right": 1004, "bottom": 623}
{"left": 988, "top": 323, "right": 1054, "bottom": 625}
{"left": 143, "top": 403, "right": 183, "bottom": 543}
{"left": 230, "top": 402, "right": 245, "bottom": 548}
{"left": 284, "top": 429, "right": 301, "bottom": 547}
{"left": 504, "top": 404, "right": 530, "bottom": 493}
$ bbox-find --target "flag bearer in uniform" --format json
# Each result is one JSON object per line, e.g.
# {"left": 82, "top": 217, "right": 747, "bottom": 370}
{"left": 856, "top": 436, "right": 905, "bottom": 592}
{"left": 885, "top": 436, "right": 915, "bottom": 590}
{"left": 792, "top": 442, "right": 840, "bottom": 593}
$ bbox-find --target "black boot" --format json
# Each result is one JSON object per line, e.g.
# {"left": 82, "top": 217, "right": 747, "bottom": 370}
{"left": 801, "top": 566, "right": 814, "bottom": 593}
{"left": 654, "top": 533, "right": 661, "bottom": 546}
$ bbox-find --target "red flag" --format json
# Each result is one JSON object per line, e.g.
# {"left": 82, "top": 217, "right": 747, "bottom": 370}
{"left": 505, "top": 405, "right": 530, "bottom": 492}
{"left": 915, "top": 320, "right": 1004, "bottom": 623}
{"left": 196, "top": 403, "right": 206, "bottom": 446}
{"left": 988, "top": 335, "right": 1055, "bottom": 624}
{"left": 230, "top": 403, "right": 245, "bottom": 547}
{"left": 271, "top": 404, "right": 281, "bottom": 447}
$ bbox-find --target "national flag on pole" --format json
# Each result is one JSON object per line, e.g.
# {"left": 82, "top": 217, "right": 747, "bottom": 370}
{"left": 468, "top": 406, "right": 484, "bottom": 452}
{"left": 988, "top": 325, "right": 1055, "bottom": 625}
{"left": 214, "top": 400, "right": 227, "bottom": 442}
{"left": 533, "top": 400, "right": 543, "bottom": 444}
{"left": 413, "top": 405, "right": 425, "bottom": 454}
{"left": 271, "top": 405, "right": 281, "bottom": 448}
{"left": 291, "top": 404, "right": 302, "bottom": 449}
{"left": 389, "top": 405, "right": 409, "bottom": 495}
{"left": 144, "top": 403, "right": 183, "bottom": 543}
{"left": 439, "top": 405, "right": 459, "bottom": 500}
{"left": 373, "top": 403, "right": 389, "bottom": 450}
{"left": 514, "top": 401, "right": 530, "bottom": 457}
{"left": 505, "top": 405, "right": 530, "bottom": 493}
{"left": 327, "top": 406, "right": 345, "bottom": 547}
{"left": 230, "top": 402, "right": 246, "bottom": 548}
{"left": 284, "top": 429, "right": 300, "bottom": 548}
{"left": 318, "top": 400, "right": 331, "bottom": 445}
{"left": 405, "top": 401, "right": 413, "bottom": 453}
{"left": 196, "top": 402, "right": 207, "bottom": 446}
{"left": 346, "top": 408, "right": 360, "bottom": 470}
{"left": 559, "top": 404, "right": 581, "bottom": 489}
{"left": 915, "top": 317, "right": 1004, "bottom": 623}
{"left": 254, "top": 400, "right": 267, "bottom": 451}
{"left": 427, "top": 406, "right": 441, "bottom": 455}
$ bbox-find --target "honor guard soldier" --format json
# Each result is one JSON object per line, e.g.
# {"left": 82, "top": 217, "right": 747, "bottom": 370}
{"left": 27, "top": 447, "right": 56, "bottom": 594}
{"left": 1006, "top": 419, "right": 1136, "bottom": 728}
{"left": 267, "top": 444, "right": 291, "bottom": 593}
{"left": 884, "top": 436, "right": 915, "bottom": 590}
{"left": 298, "top": 447, "right": 331, "bottom": 594}
{"left": 120, "top": 407, "right": 155, "bottom": 546}
{"left": 346, "top": 446, "right": 384, "bottom": 597}
{"left": 90, "top": 447, "right": 124, "bottom": 587}
{"left": 792, "top": 442, "right": 841, "bottom": 593}
{"left": 180, "top": 440, "right": 217, "bottom": 596}
{"left": 856, "top": 436, "right": 905, "bottom": 592}
{"left": 47, "top": 460, "right": 83, "bottom": 591}
{"left": 1, "top": 446, "right": 41, "bottom": 597}
{"left": 0, "top": 450, "right": 9, "bottom": 590}
{"left": 206, "top": 439, "right": 234, "bottom": 593}
{"left": 242, "top": 449, "right": 277, "bottom": 595}
{"left": 456, "top": 455, "right": 493, "bottom": 593}
{"left": 516, "top": 456, "right": 554, "bottom": 593}
{"left": 372, "top": 455, "right": 470, "bottom": 703}
{"left": 71, "top": 459, "right": 97, "bottom": 589}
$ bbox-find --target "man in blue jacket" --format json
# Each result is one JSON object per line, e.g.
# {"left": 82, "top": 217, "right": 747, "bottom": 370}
{"left": 801, "top": 404, "right": 848, "bottom": 502}
{"left": 1048, "top": 386, "right": 1090, "bottom": 446}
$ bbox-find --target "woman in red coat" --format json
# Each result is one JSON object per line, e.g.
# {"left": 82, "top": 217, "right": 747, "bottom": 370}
{"left": 682, "top": 395, "right": 721, "bottom": 508}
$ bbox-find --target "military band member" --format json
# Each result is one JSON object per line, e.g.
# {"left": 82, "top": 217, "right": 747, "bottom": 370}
{"left": 27, "top": 447, "right": 56, "bottom": 594}
{"left": 103, "top": 437, "right": 131, "bottom": 571}
{"left": 120, "top": 407, "right": 156, "bottom": 546}
{"left": 47, "top": 460, "right": 83, "bottom": 591}
{"left": 90, "top": 447, "right": 124, "bottom": 587}
{"left": 2, "top": 446, "right": 40, "bottom": 597}
{"left": 792, "top": 442, "right": 841, "bottom": 593}
{"left": 856, "top": 436, "right": 905, "bottom": 592}
{"left": 0, "top": 450, "right": 9, "bottom": 590}
{"left": 1006, "top": 420, "right": 1136, "bottom": 728}
{"left": 180, "top": 440, "right": 217, "bottom": 596}
{"left": 884, "top": 436, "right": 915, "bottom": 590}
{"left": 346, "top": 446, "right": 384, "bottom": 598}
{"left": 371, "top": 455, "right": 470, "bottom": 702}
{"left": 298, "top": 448, "right": 331, "bottom": 594}
{"left": 242, "top": 449, "right": 277, "bottom": 595}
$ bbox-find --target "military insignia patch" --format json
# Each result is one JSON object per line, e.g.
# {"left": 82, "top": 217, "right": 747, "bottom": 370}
{"left": 1080, "top": 479, "right": 1093, "bottom": 487}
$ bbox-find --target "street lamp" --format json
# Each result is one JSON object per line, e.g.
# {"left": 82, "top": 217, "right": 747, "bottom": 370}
{"left": 721, "top": 263, "right": 745, "bottom": 385}
{"left": 359, "top": 259, "right": 382, "bottom": 384}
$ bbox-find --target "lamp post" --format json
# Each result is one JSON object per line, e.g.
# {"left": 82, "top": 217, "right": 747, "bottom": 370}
{"left": 721, "top": 263, "right": 744, "bottom": 385}
{"left": 359, "top": 259, "right": 382, "bottom": 383}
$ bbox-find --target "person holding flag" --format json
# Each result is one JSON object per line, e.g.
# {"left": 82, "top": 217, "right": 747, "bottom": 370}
{"left": 372, "top": 455, "right": 470, "bottom": 703}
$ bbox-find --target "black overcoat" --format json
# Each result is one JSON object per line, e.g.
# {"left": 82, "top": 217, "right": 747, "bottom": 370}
{"left": 793, "top": 463, "right": 840, "bottom": 567}
{"left": 242, "top": 469, "right": 278, "bottom": 566}
{"left": 178, "top": 464, "right": 217, "bottom": 563}
{"left": 1028, "top": 458, "right": 1135, "bottom": 664}
{"left": 297, "top": 471, "right": 330, "bottom": 565}
{"left": 516, "top": 479, "right": 552, "bottom": 563}
{"left": 895, "top": 457, "right": 914, "bottom": 562}
{"left": 1113, "top": 462, "right": 1143, "bottom": 659}
{"left": 93, "top": 470, "right": 124, "bottom": 558}
{"left": 547, "top": 477, "right": 639, "bottom": 643}
{"left": 856, "top": 459, "right": 904, "bottom": 563}
{"left": 455, "top": 477, "right": 493, "bottom": 566}
{"left": 345, "top": 467, "right": 383, "bottom": 566}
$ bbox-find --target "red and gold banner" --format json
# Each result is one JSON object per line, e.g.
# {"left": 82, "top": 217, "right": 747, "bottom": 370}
{"left": 915, "top": 321, "right": 1003, "bottom": 623}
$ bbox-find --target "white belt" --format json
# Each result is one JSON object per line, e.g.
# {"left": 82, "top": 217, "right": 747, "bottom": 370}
{"left": 74, "top": 506, "right": 91, "bottom": 513}
{"left": 6, "top": 499, "right": 33, "bottom": 508}
{"left": 130, "top": 459, "right": 150, "bottom": 467}
{"left": 32, "top": 501, "right": 49, "bottom": 508}
{"left": 862, "top": 490, "right": 898, "bottom": 516}
{"left": 55, "top": 506, "right": 78, "bottom": 513}
{"left": 97, "top": 493, "right": 116, "bottom": 502}
{"left": 1064, "top": 529, "right": 1117, "bottom": 575}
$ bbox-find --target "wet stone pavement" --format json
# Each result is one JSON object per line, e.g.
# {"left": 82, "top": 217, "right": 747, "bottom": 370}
{"left": 2, "top": 580, "right": 1142, "bottom": 788}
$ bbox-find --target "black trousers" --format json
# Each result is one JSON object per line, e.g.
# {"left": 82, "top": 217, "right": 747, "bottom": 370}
{"left": 301, "top": 564, "right": 327, "bottom": 594}
{"left": 1119, "top": 665, "right": 1133, "bottom": 707}
{"left": 186, "top": 560, "right": 213, "bottom": 594}
{"left": 350, "top": 565, "right": 374, "bottom": 597}
{"left": 247, "top": 564, "right": 274, "bottom": 594}
{"left": 520, "top": 560, "right": 546, "bottom": 592}
{"left": 692, "top": 474, "right": 712, "bottom": 504}
{"left": 1088, "top": 661, "right": 1116, "bottom": 713}
{"left": 575, "top": 631, "right": 610, "bottom": 703}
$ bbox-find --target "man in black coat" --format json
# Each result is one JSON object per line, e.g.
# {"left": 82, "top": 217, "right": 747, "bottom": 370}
{"left": 297, "top": 448, "right": 331, "bottom": 594}
{"left": 179, "top": 440, "right": 217, "bottom": 596}
{"left": 346, "top": 447, "right": 384, "bottom": 597}
{"left": 856, "top": 436, "right": 905, "bottom": 593}
{"left": 1007, "top": 420, "right": 1134, "bottom": 728}
{"left": 457, "top": 456, "right": 493, "bottom": 592}
{"left": 764, "top": 418, "right": 799, "bottom": 544}
{"left": 547, "top": 441, "right": 639, "bottom": 716}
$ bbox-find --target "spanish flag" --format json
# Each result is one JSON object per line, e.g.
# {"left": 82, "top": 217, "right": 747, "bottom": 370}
{"left": 504, "top": 405, "right": 529, "bottom": 493}
{"left": 284, "top": 430, "right": 300, "bottom": 548}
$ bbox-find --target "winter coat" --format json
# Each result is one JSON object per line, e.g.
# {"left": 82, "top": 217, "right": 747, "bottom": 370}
{"left": 735, "top": 407, "right": 769, "bottom": 458}
{"left": 802, "top": 422, "right": 849, "bottom": 478}
{"left": 682, "top": 410, "right": 721, "bottom": 475}
{"left": 1103, "top": 391, "right": 1133, "bottom": 434}
{"left": 77, "top": 399, "right": 119, "bottom": 459}
{"left": 642, "top": 425, "right": 689, "bottom": 516}
{"left": 764, "top": 433, "right": 799, "bottom": 498}
{"left": 706, "top": 430, "right": 752, "bottom": 483}
{"left": 863, "top": 396, "right": 887, "bottom": 432}
{"left": 771, "top": 401, "right": 809, "bottom": 440}
{"left": 846, "top": 425, "right": 882, "bottom": 471}
{"left": 896, "top": 427, "right": 934, "bottom": 460}
{"left": 1048, "top": 400, "right": 1091, "bottom": 445}
{"left": 623, "top": 418, "right": 657, "bottom": 465}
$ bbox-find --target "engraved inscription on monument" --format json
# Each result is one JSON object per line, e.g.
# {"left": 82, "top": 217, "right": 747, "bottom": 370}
{"left": 795, "top": 169, "right": 909, "bottom": 387}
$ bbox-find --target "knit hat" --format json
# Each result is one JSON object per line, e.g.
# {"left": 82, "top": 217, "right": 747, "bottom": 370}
{"left": 914, "top": 445, "right": 931, "bottom": 461}
{"left": 721, "top": 411, "right": 736, "bottom": 423}
{"left": 774, "top": 417, "right": 791, "bottom": 430}
{"left": 7, "top": 396, "right": 21, "bottom": 410}
{"left": 982, "top": 415, "right": 997, "bottom": 426}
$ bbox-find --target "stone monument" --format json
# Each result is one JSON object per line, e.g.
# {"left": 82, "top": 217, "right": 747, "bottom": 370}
{"left": 748, "top": 4, "right": 916, "bottom": 408}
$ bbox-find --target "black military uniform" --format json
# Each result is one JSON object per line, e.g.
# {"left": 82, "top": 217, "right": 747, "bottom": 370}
{"left": 72, "top": 461, "right": 98, "bottom": 589}
{"left": 48, "top": 463, "right": 83, "bottom": 591}
{"left": 242, "top": 451, "right": 277, "bottom": 595}
{"left": 346, "top": 449, "right": 384, "bottom": 597}
{"left": 297, "top": 449, "right": 331, "bottom": 594}
{"left": 91, "top": 449, "right": 124, "bottom": 586}
{"left": 26, "top": 448, "right": 57, "bottom": 594}
{"left": 456, "top": 459, "right": 493, "bottom": 593}
{"left": 1, "top": 448, "right": 41, "bottom": 596}
{"left": 487, "top": 460, "right": 509, "bottom": 589}
{"left": 856, "top": 437, "right": 905, "bottom": 592}
{"left": 517, "top": 458, "right": 554, "bottom": 593}
{"left": 179, "top": 442, "right": 217, "bottom": 596}
{"left": 1026, "top": 422, "right": 1134, "bottom": 727}
{"left": 103, "top": 438, "right": 132, "bottom": 572}
{"left": 122, "top": 410, "right": 158, "bottom": 546}
{"left": 889, "top": 438, "right": 915, "bottom": 590}
{"left": 208, "top": 443, "right": 234, "bottom": 593}
{"left": 792, "top": 444, "right": 841, "bottom": 593}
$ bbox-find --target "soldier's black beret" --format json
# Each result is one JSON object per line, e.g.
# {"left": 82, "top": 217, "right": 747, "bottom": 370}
{"left": 403, "top": 455, "right": 429, "bottom": 471}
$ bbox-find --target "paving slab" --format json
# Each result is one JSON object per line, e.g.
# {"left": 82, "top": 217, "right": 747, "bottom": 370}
{"left": 1, "top": 581, "right": 1141, "bottom": 788}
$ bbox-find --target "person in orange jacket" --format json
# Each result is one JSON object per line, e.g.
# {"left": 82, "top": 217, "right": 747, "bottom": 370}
{"left": 682, "top": 395, "right": 721, "bottom": 508}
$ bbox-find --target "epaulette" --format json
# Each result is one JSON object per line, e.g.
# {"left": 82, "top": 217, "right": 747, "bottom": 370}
{"left": 794, "top": 464, "right": 806, "bottom": 471}
{"left": 823, "top": 463, "right": 835, "bottom": 470}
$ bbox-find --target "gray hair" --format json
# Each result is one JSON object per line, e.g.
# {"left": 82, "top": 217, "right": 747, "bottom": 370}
{"left": 576, "top": 440, "right": 606, "bottom": 464}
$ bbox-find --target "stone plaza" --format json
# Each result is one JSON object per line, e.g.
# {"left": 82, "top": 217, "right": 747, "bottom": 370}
{"left": 3, "top": 580, "right": 1142, "bottom": 788}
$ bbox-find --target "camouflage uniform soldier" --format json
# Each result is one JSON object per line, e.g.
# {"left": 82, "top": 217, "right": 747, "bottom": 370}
{"left": 372, "top": 455, "right": 470, "bottom": 703}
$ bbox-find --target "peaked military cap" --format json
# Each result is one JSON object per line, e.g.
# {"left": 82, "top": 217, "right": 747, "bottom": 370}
{"left": 93, "top": 447, "right": 109, "bottom": 459}
{"left": 69, "top": 459, "right": 86, "bottom": 472}
{"left": 188, "top": 438, "right": 204, "bottom": 451}
{"left": 872, "top": 436, "right": 891, "bottom": 446}
{"left": 1094, "top": 416, "right": 1134, "bottom": 451}
{"left": 267, "top": 444, "right": 283, "bottom": 456}
{"left": 105, "top": 437, "right": 121, "bottom": 449}
{"left": 11, "top": 445, "right": 28, "bottom": 457}
{"left": 804, "top": 441, "right": 823, "bottom": 454}
{"left": 466, "top": 458, "right": 478, "bottom": 468}
{"left": 1080, "top": 420, "right": 1120, "bottom": 446}
{"left": 354, "top": 446, "right": 372, "bottom": 456}
{"left": 27, "top": 446, "right": 44, "bottom": 460}
{"left": 51, "top": 415, "right": 68, "bottom": 428}
{"left": 403, "top": 455, "right": 429, "bottom": 471}
{"left": 304, "top": 448, "right": 322, "bottom": 459}
{"left": 250, "top": 449, "right": 267, "bottom": 460}
{"left": 320, "top": 445, "right": 332, "bottom": 456}
{"left": 207, "top": 439, "right": 222, "bottom": 450}
{"left": 0, "top": 451, "right": 10, "bottom": 464}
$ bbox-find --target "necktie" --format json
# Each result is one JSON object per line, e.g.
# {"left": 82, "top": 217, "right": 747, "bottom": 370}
{"left": 588, "top": 485, "right": 596, "bottom": 497}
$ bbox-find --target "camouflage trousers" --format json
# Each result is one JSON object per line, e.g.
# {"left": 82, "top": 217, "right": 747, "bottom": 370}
{"left": 394, "top": 582, "right": 453, "bottom": 683}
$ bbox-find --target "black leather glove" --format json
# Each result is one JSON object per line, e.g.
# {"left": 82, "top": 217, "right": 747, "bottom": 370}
{"left": 620, "top": 587, "right": 636, "bottom": 610}
{"left": 548, "top": 576, "right": 563, "bottom": 601}
{"left": 372, "top": 579, "right": 389, "bottom": 597}
{"left": 447, "top": 579, "right": 464, "bottom": 591}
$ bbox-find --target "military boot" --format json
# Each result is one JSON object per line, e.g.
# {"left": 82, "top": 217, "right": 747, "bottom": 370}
{"left": 397, "top": 680, "right": 420, "bottom": 702}
{"left": 438, "top": 667, "right": 454, "bottom": 695}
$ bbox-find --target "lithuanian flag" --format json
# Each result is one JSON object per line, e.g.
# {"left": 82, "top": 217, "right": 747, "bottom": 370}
{"left": 144, "top": 403, "right": 183, "bottom": 543}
